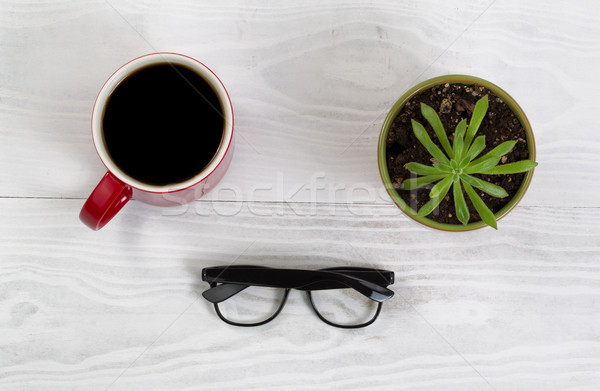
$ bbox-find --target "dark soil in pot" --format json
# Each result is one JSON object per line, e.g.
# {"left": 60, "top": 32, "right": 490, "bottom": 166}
{"left": 386, "top": 83, "right": 529, "bottom": 225}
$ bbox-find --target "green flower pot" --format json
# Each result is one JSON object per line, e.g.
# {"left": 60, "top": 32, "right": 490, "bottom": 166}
{"left": 378, "top": 75, "right": 536, "bottom": 231}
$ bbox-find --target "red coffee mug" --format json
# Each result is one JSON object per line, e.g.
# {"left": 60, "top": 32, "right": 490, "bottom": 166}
{"left": 80, "top": 53, "right": 234, "bottom": 230}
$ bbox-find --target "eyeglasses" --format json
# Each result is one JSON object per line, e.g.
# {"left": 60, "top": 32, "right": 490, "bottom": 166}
{"left": 201, "top": 265, "right": 395, "bottom": 328}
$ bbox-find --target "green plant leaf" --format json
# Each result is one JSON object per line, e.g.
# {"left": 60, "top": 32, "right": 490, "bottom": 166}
{"left": 461, "top": 174, "right": 508, "bottom": 198}
{"left": 421, "top": 103, "right": 453, "bottom": 159}
{"left": 417, "top": 179, "right": 452, "bottom": 217}
{"left": 430, "top": 175, "right": 453, "bottom": 199}
{"left": 412, "top": 120, "right": 450, "bottom": 165}
{"left": 469, "top": 141, "right": 517, "bottom": 166}
{"left": 433, "top": 163, "right": 452, "bottom": 173}
{"left": 462, "top": 180, "right": 497, "bottom": 229}
{"left": 453, "top": 180, "right": 469, "bottom": 225}
{"left": 453, "top": 119, "right": 467, "bottom": 160}
{"left": 479, "top": 160, "right": 538, "bottom": 175}
{"left": 460, "top": 136, "right": 486, "bottom": 166}
{"left": 400, "top": 174, "right": 446, "bottom": 190}
{"left": 405, "top": 162, "right": 445, "bottom": 176}
{"left": 464, "top": 95, "right": 489, "bottom": 149}
{"left": 463, "top": 156, "right": 501, "bottom": 174}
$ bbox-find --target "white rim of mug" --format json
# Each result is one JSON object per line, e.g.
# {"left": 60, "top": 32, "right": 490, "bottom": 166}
{"left": 91, "top": 52, "right": 234, "bottom": 193}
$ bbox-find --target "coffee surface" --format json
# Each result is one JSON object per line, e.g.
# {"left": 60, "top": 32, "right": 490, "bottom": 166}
{"left": 103, "top": 63, "right": 224, "bottom": 186}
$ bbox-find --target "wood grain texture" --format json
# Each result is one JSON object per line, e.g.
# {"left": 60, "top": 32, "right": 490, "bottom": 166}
{"left": 1, "top": 200, "right": 600, "bottom": 390}
{"left": 1, "top": 0, "right": 599, "bottom": 205}
{"left": 1, "top": 0, "right": 599, "bottom": 390}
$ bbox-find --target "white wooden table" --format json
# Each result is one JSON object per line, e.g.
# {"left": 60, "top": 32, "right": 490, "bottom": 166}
{"left": 1, "top": 1, "right": 599, "bottom": 389}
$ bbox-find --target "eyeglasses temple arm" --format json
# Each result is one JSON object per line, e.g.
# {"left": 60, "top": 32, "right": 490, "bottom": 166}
{"left": 325, "top": 273, "right": 394, "bottom": 302}
{"left": 202, "top": 283, "right": 249, "bottom": 303}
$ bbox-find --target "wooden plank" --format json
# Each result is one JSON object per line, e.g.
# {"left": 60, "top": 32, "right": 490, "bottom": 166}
{"left": 0, "top": 0, "right": 598, "bottom": 207}
{"left": 0, "top": 199, "right": 598, "bottom": 389}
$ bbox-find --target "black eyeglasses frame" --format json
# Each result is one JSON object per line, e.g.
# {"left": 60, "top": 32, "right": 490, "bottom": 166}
{"left": 201, "top": 265, "right": 394, "bottom": 329}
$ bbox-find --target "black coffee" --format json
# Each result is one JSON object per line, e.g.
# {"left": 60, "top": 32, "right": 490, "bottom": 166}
{"left": 102, "top": 63, "right": 224, "bottom": 186}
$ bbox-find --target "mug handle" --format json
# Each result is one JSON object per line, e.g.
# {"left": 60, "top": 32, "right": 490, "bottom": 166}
{"left": 80, "top": 172, "right": 133, "bottom": 230}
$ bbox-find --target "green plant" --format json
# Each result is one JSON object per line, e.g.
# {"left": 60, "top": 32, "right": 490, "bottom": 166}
{"left": 400, "top": 95, "right": 537, "bottom": 229}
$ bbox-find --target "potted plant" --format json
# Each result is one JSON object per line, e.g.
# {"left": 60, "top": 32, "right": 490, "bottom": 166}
{"left": 378, "top": 75, "right": 537, "bottom": 231}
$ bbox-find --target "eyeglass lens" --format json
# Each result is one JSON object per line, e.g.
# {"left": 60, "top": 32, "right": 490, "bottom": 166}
{"left": 215, "top": 285, "right": 287, "bottom": 325}
{"left": 308, "top": 287, "right": 380, "bottom": 327}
